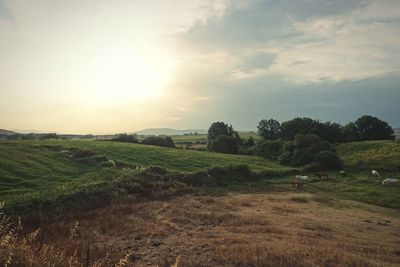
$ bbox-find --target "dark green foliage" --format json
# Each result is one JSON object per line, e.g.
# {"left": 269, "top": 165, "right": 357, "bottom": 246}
{"left": 313, "top": 122, "right": 342, "bottom": 144}
{"left": 207, "top": 121, "right": 234, "bottom": 141}
{"left": 278, "top": 134, "right": 340, "bottom": 168}
{"left": 314, "top": 151, "right": 342, "bottom": 169}
{"left": 280, "top": 117, "right": 318, "bottom": 140}
{"left": 213, "top": 135, "right": 239, "bottom": 154}
{"left": 111, "top": 133, "right": 139, "bottom": 143}
{"left": 255, "top": 140, "right": 284, "bottom": 161}
{"left": 354, "top": 115, "right": 394, "bottom": 141}
{"left": 39, "top": 133, "right": 59, "bottom": 140}
{"left": 257, "top": 118, "right": 281, "bottom": 140}
{"left": 71, "top": 149, "right": 96, "bottom": 159}
{"left": 207, "top": 121, "right": 240, "bottom": 153}
{"left": 141, "top": 136, "right": 175, "bottom": 148}
{"left": 341, "top": 122, "right": 359, "bottom": 142}
{"left": 246, "top": 136, "right": 256, "bottom": 146}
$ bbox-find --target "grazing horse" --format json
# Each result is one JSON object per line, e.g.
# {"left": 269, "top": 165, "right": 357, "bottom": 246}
{"left": 372, "top": 170, "right": 380, "bottom": 177}
{"left": 292, "top": 179, "right": 304, "bottom": 189}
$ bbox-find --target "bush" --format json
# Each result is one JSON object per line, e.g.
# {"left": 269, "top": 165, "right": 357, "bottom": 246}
{"left": 314, "top": 151, "right": 342, "bottom": 169}
{"left": 255, "top": 140, "right": 284, "bottom": 161}
{"left": 71, "top": 149, "right": 95, "bottom": 159}
{"left": 111, "top": 133, "right": 139, "bottom": 143}
{"left": 212, "top": 135, "right": 239, "bottom": 154}
{"left": 238, "top": 146, "right": 255, "bottom": 155}
{"left": 141, "top": 136, "right": 175, "bottom": 148}
{"left": 278, "top": 134, "right": 341, "bottom": 168}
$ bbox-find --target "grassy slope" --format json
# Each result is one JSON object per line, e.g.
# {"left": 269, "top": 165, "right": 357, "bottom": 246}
{"left": 0, "top": 140, "right": 292, "bottom": 202}
{"left": 1, "top": 139, "right": 399, "bottom": 211}
{"left": 337, "top": 140, "right": 400, "bottom": 172}
{"left": 310, "top": 140, "right": 400, "bottom": 209}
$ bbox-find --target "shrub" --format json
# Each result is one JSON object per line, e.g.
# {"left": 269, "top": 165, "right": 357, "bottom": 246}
{"left": 143, "top": 166, "right": 167, "bottom": 175}
{"left": 314, "top": 151, "right": 342, "bottom": 169}
{"left": 141, "top": 136, "right": 175, "bottom": 148}
{"left": 255, "top": 140, "right": 284, "bottom": 161}
{"left": 71, "top": 149, "right": 95, "bottom": 159}
{"left": 111, "top": 133, "right": 139, "bottom": 143}
{"left": 279, "top": 134, "right": 341, "bottom": 168}
{"left": 212, "top": 135, "right": 239, "bottom": 154}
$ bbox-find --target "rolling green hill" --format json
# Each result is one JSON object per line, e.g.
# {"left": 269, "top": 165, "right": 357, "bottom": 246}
{"left": 337, "top": 140, "right": 400, "bottom": 172}
{"left": 1, "top": 139, "right": 399, "bottom": 214}
{"left": 0, "top": 140, "right": 292, "bottom": 202}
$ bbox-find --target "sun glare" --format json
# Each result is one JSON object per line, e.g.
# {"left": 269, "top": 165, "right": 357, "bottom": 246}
{"left": 86, "top": 44, "right": 175, "bottom": 104}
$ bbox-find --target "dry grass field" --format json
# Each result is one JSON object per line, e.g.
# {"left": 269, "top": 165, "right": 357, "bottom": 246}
{"left": 40, "top": 192, "right": 400, "bottom": 266}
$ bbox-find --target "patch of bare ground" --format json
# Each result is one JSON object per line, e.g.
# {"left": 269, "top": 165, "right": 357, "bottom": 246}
{"left": 46, "top": 193, "right": 400, "bottom": 266}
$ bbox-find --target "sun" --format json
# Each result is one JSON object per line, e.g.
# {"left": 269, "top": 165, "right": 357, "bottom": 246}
{"left": 85, "top": 43, "right": 175, "bottom": 104}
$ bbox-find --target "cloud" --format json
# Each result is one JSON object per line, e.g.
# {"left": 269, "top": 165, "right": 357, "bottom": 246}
{"left": 169, "top": 0, "right": 400, "bottom": 128}
{"left": 176, "top": 0, "right": 400, "bottom": 83}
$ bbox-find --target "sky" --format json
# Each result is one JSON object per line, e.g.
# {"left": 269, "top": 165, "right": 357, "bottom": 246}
{"left": 0, "top": 0, "right": 399, "bottom": 134}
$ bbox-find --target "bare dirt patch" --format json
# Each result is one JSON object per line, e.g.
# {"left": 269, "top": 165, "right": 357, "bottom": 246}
{"left": 46, "top": 192, "right": 400, "bottom": 266}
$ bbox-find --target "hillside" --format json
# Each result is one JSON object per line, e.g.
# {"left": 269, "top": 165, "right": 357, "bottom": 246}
{"left": 0, "top": 129, "right": 17, "bottom": 135}
{"left": 1, "top": 139, "right": 400, "bottom": 216}
{"left": 0, "top": 140, "right": 293, "bottom": 202}
{"left": 337, "top": 140, "right": 400, "bottom": 172}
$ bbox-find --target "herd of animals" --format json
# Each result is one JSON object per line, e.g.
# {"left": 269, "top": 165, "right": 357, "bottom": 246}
{"left": 292, "top": 170, "right": 399, "bottom": 189}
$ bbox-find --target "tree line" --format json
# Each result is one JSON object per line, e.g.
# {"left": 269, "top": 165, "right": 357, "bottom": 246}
{"left": 207, "top": 115, "right": 394, "bottom": 169}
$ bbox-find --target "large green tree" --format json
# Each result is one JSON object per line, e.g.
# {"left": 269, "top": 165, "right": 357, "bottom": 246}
{"left": 354, "top": 115, "right": 394, "bottom": 141}
{"left": 257, "top": 118, "right": 281, "bottom": 140}
{"left": 207, "top": 121, "right": 240, "bottom": 153}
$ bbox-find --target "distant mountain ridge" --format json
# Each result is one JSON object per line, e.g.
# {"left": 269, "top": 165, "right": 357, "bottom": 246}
{"left": 0, "top": 129, "right": 17, "bottom": 135}
{"left": 134, "top": 128, "right": 207, "bottom": 136}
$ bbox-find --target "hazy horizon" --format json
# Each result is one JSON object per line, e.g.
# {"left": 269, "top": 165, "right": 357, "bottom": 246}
{"left": 1, "top": 0, "right": 400, "bottom": 134}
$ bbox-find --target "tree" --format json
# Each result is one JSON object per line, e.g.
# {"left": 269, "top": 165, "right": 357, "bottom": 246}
{"left": 278, "top": 134, "right": 340, "bottom": 168}
{"left": 354, "top": 115, "right": 394, "bottom": 141}
{"left": 257, "top": 119, "right": 281, "bottom": 140}
{"left": 207, "top": 121, "right": 239, "bottom": 153}
{"left": 207, "top": 122, "right": 232, "bottom": 141}
{"left": 311, "top": 122, "right": 342, "bottom": 144}
{"left": 341, "top": 122, "right": 359, "bottom": 142}
{"left": 280, "top": 117, "right": 318, "bottom": 140}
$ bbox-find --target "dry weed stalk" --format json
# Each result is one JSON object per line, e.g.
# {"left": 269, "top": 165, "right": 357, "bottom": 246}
{"left": 0, "top": 203, "right": 132, "bottom": 266}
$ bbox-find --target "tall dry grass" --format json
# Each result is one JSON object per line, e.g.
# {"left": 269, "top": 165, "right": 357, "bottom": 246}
{"left": 0, "top": 202, "right": 131, "bottom": 267}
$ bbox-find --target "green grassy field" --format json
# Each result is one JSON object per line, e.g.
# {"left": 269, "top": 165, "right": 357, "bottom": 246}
{"left": 337, "top": 140, "right": 400, "bottom": 172}
{"left": 0, "top": 140, "right": 292, "bottom": 204}
{"left": 0, "top": 139, "right": 399, "bottom": 215}
{"left": 171, "top": 131, "right": 259, "bottom": 143}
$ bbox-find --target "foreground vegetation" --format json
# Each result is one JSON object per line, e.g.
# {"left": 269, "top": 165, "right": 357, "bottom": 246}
{"left": 0, "top": 138, "right": 399, "bottom": 266}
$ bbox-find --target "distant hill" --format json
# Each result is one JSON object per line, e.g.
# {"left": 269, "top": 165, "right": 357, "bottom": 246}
{"left": 0, "top": 129, "right": 17, "bottom": 135}
{"left": 134, "top": 128, "right": 207, "bottom": 136}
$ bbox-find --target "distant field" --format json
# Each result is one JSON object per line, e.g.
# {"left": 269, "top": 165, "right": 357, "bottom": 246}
{"left": 171, "top": 131, "right": 259, "bottom": 143}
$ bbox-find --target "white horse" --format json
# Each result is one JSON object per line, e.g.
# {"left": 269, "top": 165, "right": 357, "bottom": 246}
{"left": 371, "top": 170, "right": 380, "bottom": 177}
